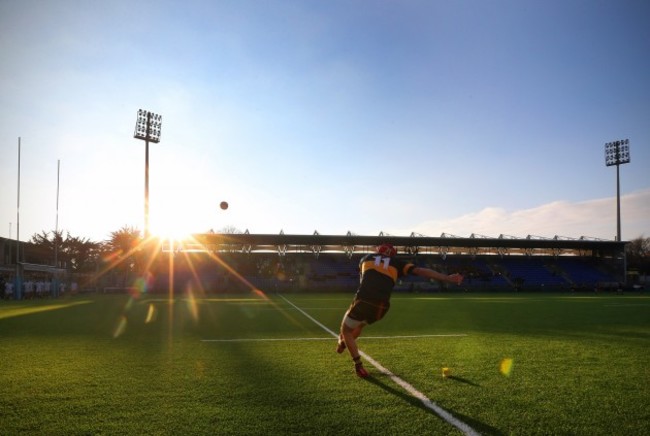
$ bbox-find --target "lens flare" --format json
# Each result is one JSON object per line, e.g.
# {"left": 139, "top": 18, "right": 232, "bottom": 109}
{"left": 186, "top": 287, "right": 200, "bottom": 324}
{"left": 145, "top": 303, "right": 158, "bottom": 324}
{"left": 132, "top": 272, "right": 154, "bottom": 297}
{"left": 113, "top": 315, "right": 128, "bottom": 338}
{"left": 500, "top": 358, "right": 514, "bottom": 376}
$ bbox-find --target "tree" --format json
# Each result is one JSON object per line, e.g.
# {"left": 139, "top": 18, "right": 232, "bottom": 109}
{"left": 219, "top": 225, "right": 243, "bottom": 234}
{"left": 207, "top": 226, "right": 243, "bottom": 234}
{"left": 626, "top": 236, "right": 649, "bottom": 276}
{"left": 101, "top": 226, "right": 143, "bottom": 286}
{"left": 65, "top": 234, "right": 101, "bottom": 272}
{"left": 30, "top": 230, "right": 100, "bottom": 272}
{"left": 30, "top": 230, "right": 60, "bottom": 264}
{"left": 103, "top": 226, "right": 142, "bottom": 254}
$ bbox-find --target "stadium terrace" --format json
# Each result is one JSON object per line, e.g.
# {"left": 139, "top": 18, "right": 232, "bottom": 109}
{"left": 1, "top": 232, "right": 628, "bottom": 297}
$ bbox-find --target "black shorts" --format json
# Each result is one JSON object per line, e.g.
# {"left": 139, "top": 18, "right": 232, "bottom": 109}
{"left": 346, "top": 298, "right": 390, "bottom": 325}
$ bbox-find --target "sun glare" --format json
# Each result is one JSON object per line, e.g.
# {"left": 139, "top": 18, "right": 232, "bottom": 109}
{"left": 150, "top": 213, "right": 194, "bottom": 242}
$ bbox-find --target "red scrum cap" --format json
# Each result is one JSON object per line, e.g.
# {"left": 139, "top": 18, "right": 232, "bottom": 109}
{"left": 376, "top": 243, "right": 397, "bottom": 257}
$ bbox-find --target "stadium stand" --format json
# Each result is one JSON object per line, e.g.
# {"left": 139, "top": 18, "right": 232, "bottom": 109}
{"left": 0, "top": 233, "right": 631, "bottom": 298}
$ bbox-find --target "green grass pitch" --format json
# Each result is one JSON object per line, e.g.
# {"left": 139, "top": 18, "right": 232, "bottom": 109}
{"left": 0, "top": 291, "right": 648, "bottom": 435}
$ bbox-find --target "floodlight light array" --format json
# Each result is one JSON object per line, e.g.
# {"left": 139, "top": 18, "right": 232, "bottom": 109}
{"left": 604, "top": 139, "right": 630, "bottom": 167}
{"left": 134, "top": 109, "right": 162, "bottom": 143}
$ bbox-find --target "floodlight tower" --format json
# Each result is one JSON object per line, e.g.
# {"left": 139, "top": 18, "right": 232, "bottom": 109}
{"left": 604, "top": 139, "right": 630, "bottom": 241}
{"left": 134, "top": 109, "right": 162, "bottom": 239}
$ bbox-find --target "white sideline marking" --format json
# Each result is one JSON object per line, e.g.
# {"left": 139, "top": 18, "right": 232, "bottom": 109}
{"left": 201, "top": 334, "right": 468, "bottom": 343}
{"left": 202, "top": 337, "right": 332, "bottom": 343}
{"left": 363, "top": 334, "right": 468, "bottom": 339}
{"left": 278, "top": 295, "right": 480, "bottom": 436}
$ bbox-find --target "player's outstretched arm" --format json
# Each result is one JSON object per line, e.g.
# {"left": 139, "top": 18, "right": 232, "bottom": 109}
{"left": 411, "top": 267, "right": 464, "bottom": 285}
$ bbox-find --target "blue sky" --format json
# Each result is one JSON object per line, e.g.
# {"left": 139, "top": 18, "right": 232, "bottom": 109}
{"left": 1, "top": 0, "right": 649, "bottom": 243}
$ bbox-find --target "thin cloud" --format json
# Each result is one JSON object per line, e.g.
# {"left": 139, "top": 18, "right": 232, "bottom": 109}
{"left": 405, "top": 189, "right": 650, "bottom": 241}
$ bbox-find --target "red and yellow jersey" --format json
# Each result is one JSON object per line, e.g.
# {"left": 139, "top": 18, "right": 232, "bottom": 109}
{"left": 356, "top": 254, "right": 415, "bottom": 301}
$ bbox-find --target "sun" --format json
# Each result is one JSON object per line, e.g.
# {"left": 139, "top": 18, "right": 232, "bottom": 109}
{"left": 149, "top": 206, "right": 195, "bottom": 242}
{"left": 148, "top": 187, "right": 224, "bottom": 242}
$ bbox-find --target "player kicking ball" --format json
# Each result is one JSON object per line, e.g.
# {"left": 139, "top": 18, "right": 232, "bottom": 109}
{"left": 337, "top": 243, "right": 464, "bottom": 378}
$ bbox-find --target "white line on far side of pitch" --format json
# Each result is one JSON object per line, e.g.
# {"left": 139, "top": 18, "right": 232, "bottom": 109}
{"left": 277, "top": 294, "right": 480, "bottom": 436}
{"left": 201, "top": 334, "right": 467, "bottom": 343}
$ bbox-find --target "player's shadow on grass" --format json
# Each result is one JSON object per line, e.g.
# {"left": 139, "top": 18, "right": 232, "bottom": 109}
{"left": 365, "top": 374, "right": 503, "bottom": 436}
{"left": 446, "top": 375, "right": 481, "bottom": 387}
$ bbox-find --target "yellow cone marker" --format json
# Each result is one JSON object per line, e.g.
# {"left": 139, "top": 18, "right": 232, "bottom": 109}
{"left": 500, "top": 358, "right": 514, "bottom": 376}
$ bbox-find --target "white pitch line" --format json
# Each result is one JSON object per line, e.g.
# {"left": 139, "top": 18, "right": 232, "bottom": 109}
{"left": 604, "top": 304, "right": 650, "bottom": 307}
{"left": 202, "top": 337, "right": 332, "bottom": 343}
{"left": 363, "top": 334, "right": 468, "bottom": 339}
{"left": 278, "top": 294, "right": 480, "bottom": 436}
{"left": 201, "top": 334, "right": 467, "bottom": 343}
